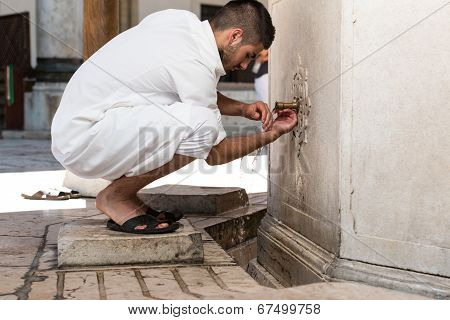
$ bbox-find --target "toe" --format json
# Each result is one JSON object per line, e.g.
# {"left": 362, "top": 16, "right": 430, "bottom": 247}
{"left": 157, "top": 222, "right": 169, "bottom": 229}
{"left": 134, "top": 222, "right": 169, "bottom": 230}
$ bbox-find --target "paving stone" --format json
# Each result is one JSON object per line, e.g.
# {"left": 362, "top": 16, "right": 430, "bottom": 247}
{"left": 211, "top": 266, "right": 261, "bottom": 293}
{"left": 0, "top": 294, "right": 18, "bottom": 300}
{"left": 0, "top": 211, "right": 102, "bottom": 240}
{"left": 0, "top": 236, "right": 42, "bottom": 267}
{"left": 103, "top": 270, "right": 149, "bottom": 300}
{"left": 0, "top": 267, "right": 28, "bottom": 295}
{"left": 207, "top": 281, "right": 429, "bottom": 300}
{"left": 28, "top": 271, "right": 58, "bottom": 300}
{"left": 140, "top": 268, "right": 194, "bottom": 300}
{"left": 57, "top": 219, "right": 203, "bottom": 267}
{"left": 177, "top": 267, "right": 225, "bottom": 297}
{"left": 138, "top": 185, "right": 249, "bottom": 215}
{"left": 0, "top": 213, "right": 48, "bottom": 237}
{"left": 63, "top": 271, "right": 100, "bottom": 299}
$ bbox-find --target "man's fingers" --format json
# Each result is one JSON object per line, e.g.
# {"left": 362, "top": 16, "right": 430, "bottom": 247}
{"left": 265, "top": 111, "right": 274, "bottom": 130}
{"left": 275, "top": 108, "right": 295, "bottom": 114}
{"left": 255, "top": 104, "right": 265, "bottom": 127}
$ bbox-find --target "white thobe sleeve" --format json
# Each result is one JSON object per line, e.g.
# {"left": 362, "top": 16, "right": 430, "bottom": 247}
{"left": 164, "top": 59, "right": 227, "bottom": 146}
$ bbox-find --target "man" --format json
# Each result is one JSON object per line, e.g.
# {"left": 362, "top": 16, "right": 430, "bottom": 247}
{"left": 51, "top": 0, "right": 297, "bottom": 234}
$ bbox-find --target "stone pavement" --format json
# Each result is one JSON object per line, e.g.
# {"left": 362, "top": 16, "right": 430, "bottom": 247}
{"left": 0, "top": 196, "right": 267, "bottom": 300}
{"left": 0, "top": 195, "right": 425, "bottom": 300}
{"left": 0, "top": 139, "right": 62, "bottom": 173}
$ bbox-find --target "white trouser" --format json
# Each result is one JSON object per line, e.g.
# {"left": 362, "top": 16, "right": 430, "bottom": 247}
{"left": 51, "top": 103, "right": 220, "bottom": 181}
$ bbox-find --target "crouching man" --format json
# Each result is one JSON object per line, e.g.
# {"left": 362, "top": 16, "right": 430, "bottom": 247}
{"left": 51, "top": 0, "right": 297, "bottom": 234}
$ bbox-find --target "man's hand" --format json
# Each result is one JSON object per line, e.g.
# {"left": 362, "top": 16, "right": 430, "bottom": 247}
{"left": 269, "top": 109, "right": 298, "bottom": 137}
{"left": 206, "top": 108, "right": 298, "bottom": 166}
{"left": 242, "top": 101, "right": 274, "bottom": 131}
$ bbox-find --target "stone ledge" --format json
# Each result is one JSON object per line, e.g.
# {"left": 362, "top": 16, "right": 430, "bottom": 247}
{"left": 57, "top": 219, "right": 203, "bottom": 267}
{"left": 138, "top": 185, "right": 249, "bottom": 215}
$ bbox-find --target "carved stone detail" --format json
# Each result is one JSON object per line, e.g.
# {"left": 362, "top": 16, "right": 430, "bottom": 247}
{"left": 290, "top": 55, "right": 312, "bottom": 152}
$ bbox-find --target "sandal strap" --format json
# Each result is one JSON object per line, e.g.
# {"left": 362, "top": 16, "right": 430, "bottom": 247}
{"left": 146, "top": 207, "right": 183, "bottom": 222}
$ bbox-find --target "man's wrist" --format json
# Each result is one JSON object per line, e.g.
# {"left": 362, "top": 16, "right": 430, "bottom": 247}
{"left": 263, "top": 129, "right": 282, "bottom": 143}
{"left": 240, "top": 103, "right": 248, "bottom": 117}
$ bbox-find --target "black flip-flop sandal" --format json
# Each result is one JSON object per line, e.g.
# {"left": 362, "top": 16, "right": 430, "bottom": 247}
{"left": 106, "top": 215, "right": 180, "bottom": 234}
{"left": 107, "top": 206, "right": 184, "bottom": 231}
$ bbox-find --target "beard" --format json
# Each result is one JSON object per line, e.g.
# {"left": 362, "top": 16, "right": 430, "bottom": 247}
{"left": 219, "top": 43, "right": 241, "bottom": 73}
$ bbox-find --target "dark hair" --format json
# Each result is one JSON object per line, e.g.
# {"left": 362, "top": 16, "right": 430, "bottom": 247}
{"left": 210, "top": 0, "right": 275, "bottom": 49}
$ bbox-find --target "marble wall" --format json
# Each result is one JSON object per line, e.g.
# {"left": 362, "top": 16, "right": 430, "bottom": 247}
{"left": 262, "top": 0, "right": 450, "bottom": 290}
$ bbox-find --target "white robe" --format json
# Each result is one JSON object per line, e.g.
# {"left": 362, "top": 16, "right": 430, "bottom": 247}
{"left": 51, "top": 10, "right": 227, "bottom": 181}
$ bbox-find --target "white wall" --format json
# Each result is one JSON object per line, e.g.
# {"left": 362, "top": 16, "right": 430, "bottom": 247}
{"left": 339, "top": 0, "right": 450, "bottom": 277}
{"left": 268, "top": 0, "right": 450, "bottom": 277}
{"left": 268, "top": 0, "right": 342, "bottom": 254}
{"left": 0, "top": 0, "right": 36, "bottom": 67}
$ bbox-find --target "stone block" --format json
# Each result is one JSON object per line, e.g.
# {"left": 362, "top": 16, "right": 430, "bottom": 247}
{"left": 57, "top": 219, "right": 203, "bottom": 267}
{"left": 138, "top": 185, "right": 249, "bottom": 215}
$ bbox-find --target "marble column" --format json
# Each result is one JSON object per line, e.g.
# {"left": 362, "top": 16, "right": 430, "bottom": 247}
{"left": 26, "top": 0, "right": 83, "bottom": 131}
{"left": 254, "top": 0, "right": 450, "bottom": 299}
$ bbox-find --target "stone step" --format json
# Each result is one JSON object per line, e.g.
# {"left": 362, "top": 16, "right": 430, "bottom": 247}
{"left": 138, "top": 185, "right": 249, "bottom": 215}
{"left": 57, "top": 219, "right": 203, "bottom": 267}
{"left": 226, "top": 238, "right": 257, "bottom": 269}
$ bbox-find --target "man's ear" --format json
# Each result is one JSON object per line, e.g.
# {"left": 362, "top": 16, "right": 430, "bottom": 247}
{"left": 228, "top": 28, "right": 243, "bottom": 46}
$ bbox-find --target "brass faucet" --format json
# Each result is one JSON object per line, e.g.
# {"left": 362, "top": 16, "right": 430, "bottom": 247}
{"left": 274, "top": 98, "right": 300, "bottom": 113}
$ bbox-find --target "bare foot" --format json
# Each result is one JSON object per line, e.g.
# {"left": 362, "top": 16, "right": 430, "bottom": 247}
{"left": 96, "top": 187, "right": 169, "bottom": 230}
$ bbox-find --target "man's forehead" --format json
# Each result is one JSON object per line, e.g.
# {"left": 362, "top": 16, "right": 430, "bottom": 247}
{"left": 245, "top": 43, "right": 264, "bottom": 53}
